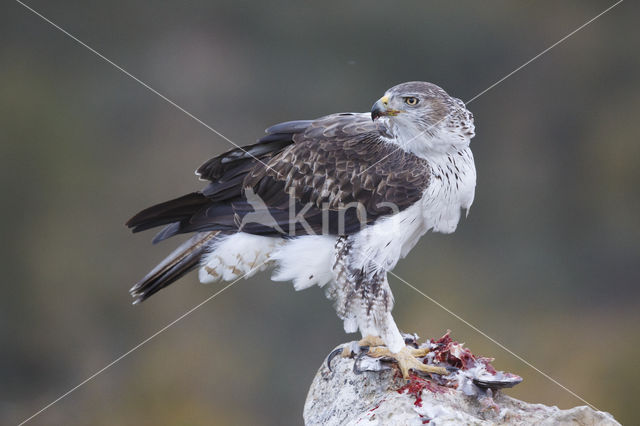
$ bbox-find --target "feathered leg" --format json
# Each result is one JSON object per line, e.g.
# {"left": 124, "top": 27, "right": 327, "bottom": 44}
{"left": 330, "top": 237, "right": 404, "bottom": 350}
{"left": 330, "top": 237, "right": 449, "bottom": 379}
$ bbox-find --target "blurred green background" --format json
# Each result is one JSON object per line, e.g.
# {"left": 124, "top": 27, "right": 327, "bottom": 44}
{"left": 2, "top": 1, "right": 639, "bottom": 424}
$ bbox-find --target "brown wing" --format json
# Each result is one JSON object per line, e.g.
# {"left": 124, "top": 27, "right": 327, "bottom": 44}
{"left": 127, "top": 113, "right": 431, "bottom": 239}
{"left": 173, "top": 113, "right": 431, "bottom": 236}
{"left": 126, "top": 120, "right": 306, "bottom": 240}
{"left": 237, "top": 113, "right": 431, "bottom": 235}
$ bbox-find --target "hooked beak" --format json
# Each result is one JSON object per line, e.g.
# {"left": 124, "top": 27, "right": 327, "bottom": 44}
{"left": 371, "top": 95, "right": 398, "bottom": 121}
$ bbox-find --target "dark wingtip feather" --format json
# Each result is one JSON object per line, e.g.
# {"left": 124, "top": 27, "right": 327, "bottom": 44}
{"left": 126, "top": 192, "right": 210, "bottom": 236}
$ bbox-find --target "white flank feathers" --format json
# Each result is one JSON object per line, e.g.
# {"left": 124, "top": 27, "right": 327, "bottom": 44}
{"left": 199, "top": 233, "right": 283, "bottom": 283}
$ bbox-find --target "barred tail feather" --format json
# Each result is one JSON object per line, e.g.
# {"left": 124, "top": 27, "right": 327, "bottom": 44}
{"left": 130, "top": 231, "right": 219, "bottom": 303}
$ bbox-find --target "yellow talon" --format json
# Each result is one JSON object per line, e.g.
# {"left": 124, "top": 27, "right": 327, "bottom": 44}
{"left": 339, "top": 335, "right": 448, "bottom": 379}
{"left": 357, "top": 335, "right": 386, "bottom": 348}
{"left": 367, "top": 345, "right": 448, "bottom": 378}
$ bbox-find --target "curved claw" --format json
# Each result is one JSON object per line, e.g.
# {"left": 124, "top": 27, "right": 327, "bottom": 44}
{"left": 327, "top": 347, "right": 344, "bottom": 372}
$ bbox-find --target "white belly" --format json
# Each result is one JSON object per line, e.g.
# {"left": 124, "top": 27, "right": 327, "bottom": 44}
{"left": 350, "top": 147, "right": 476, "bottom": 271}
{"left": 422, "top": 148, "right": 476, "bottom": 234}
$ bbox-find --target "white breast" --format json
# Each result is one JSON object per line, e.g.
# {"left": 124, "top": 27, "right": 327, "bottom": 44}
{"left": 422, "top": 147, "right": 476, "bottom": 234}
{"left": 350, "top": 202, "right": 427, "bottom": 272}
{"left": 343, "top": 147, "right": 475, "bottom": 275}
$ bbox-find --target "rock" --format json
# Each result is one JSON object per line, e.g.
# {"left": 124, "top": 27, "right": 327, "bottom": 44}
{"left": 303, "top": 342, "right": 620, "bottom": 426}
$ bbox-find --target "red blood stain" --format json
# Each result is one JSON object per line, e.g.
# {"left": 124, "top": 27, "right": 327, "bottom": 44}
{"left": 369, "top": 399, "right": 384, "bottom": 412}
{"left": 397, "top": 375, "right": 447, "bottom": 407}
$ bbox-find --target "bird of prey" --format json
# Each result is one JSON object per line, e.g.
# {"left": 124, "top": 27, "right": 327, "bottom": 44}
{"left": 126, "top": 81, "right": 476, "bottom": 378}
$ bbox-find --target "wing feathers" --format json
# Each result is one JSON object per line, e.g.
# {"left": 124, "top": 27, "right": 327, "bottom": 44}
{"left": 128, "top": 113, "right": 430, "bottom": 240}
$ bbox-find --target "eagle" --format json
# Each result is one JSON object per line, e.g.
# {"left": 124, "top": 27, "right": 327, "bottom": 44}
{"left": 126, "top": 81, "right": 476, "bottom": 378}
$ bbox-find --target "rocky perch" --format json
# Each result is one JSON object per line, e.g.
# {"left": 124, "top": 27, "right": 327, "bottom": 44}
{"left": 304, "top": 333, "right": 619, "bottom": 425}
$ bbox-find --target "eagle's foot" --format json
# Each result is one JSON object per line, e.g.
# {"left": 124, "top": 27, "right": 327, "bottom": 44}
{"left": 329, "top": 335, "right": 449, "bottom": 379}
{"left": 366, "top": 345, "right": 449, "bottom": 379}
{"left": 334, "top": 335, "right": 385, "bottom": 360}
{"left": 357, "top": 334, "right": 386, "bottom": 348}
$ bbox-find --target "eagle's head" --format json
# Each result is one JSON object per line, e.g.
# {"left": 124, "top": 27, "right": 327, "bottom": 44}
{"left": 371, "top": 81, "right": 475, "bottom": 155}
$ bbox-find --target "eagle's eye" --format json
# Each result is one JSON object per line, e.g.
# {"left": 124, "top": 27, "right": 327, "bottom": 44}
{"left": 403, "top": 97, "right": 419, "bottom": 106}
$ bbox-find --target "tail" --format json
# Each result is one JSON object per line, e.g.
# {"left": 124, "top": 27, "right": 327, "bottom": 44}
{"left": 129, "top": 231, "right": 219, "bottom": 304}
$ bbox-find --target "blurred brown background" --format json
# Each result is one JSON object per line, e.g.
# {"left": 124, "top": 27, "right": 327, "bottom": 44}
{"left": 1, "top": 1, "right": 639, "bottom": 424}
